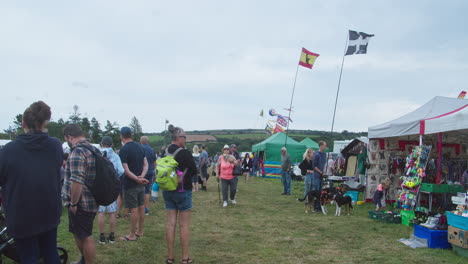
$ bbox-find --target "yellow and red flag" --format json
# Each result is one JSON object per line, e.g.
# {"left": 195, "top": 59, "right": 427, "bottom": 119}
{"left": 299, "top": 48, "right": 319, "bottom": 69}
{"left": 457, "top": 91, "right": 466, "bottom": 99}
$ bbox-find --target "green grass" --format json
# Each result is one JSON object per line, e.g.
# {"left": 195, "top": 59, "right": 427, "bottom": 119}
{"left": 146, "top": 135, "right": 164, "bottom": 142}
{"left": 213, "top": 134, "right": 269, "bottom": 140}
{"left": 8, "top": 178, "right": 464, "bottom": 263}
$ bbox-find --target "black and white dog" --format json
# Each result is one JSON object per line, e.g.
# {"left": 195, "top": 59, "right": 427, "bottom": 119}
{"left": 331, "top": 192, "right": 353, "bottom": 216}
{"left": 297, "top": 190, "right": 325, "bottom": 214}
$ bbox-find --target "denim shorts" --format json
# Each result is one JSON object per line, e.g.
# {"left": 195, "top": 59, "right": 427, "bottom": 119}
{"left": 98, "top": 201, "right": 118, "bottom": 213}
{"left": 163, "top": 190, "right": 192, "bottom": 211}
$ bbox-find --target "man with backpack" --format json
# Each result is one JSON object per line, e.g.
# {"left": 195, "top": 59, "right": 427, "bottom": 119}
{"left": 118, "top": 127, "right": 148, "bottom": 241}
{"left": 62, "top": 124, "right": 98, "bottom": 264}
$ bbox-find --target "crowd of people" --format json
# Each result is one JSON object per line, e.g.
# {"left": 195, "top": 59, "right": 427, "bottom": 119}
{"left": 0, "top": 100, "right": 369, "bottom": 264}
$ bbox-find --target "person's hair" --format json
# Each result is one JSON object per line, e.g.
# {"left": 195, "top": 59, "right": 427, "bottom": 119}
{"left": 244, "top": 153, "right": 250, "bottom": 159}
{"left": 168, "top": 124, "right": 184, "bottom": 141}
{"left": 201, "top": 144, "right": 206, "bottom": 150}
{"left": 23, "top": 101, "right": 51, "bottom": 132}
{"left": 193, "top": 145, "right": 199, "bottom": 154}
{"left": 281, "top": 147, "right": 287, "bottom": 151}
{"left": 140, "top": 136, "right": 149, "bottom": 144}
{"left": 303, "top": 148, "right": 314, "bottom": 160}
{"left": 382, "top": 177, "right": 391, "bottom": 186}
{"left": 319, "top": 141, "right": 327, "bottom": 147}
{"left": 63, "top": 123, "right": 84, "bottom": 138}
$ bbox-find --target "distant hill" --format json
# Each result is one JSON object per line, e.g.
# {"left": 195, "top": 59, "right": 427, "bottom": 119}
{"left": 145, "top": 129, "right": 367, "bottom": 156}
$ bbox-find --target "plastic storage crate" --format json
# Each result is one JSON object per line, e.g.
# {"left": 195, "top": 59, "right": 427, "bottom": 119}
{"left": 380, "top": 214, "right": 401, "bottom": 224}
{"left": 368, "top": 210, "right": 385, "bottom": 220}
{"left": 413, "top": 225, "right": 451, "bottom": 249}
{"left": 452, "top": 245, "right": 468, "bottom": 257}
{"left": 345, "top": 191, "right": 359, "bottom": 202}
{"left": 420, "top": 183, "right": 448, "bottom": 193}
{"left": 446, "top": 211, "right": 468, "bottom": 230}
{"left": 401, "top": 210, "right": 415, "bottom": 226}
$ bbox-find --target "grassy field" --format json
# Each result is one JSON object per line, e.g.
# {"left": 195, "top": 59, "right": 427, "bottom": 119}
{"left": 12, "top": 178, "right": 464, "bottom": 264}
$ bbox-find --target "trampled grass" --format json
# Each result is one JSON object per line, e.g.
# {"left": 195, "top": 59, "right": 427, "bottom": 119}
{"left": 7, "top": 178, "right": 464, "bottom": 263}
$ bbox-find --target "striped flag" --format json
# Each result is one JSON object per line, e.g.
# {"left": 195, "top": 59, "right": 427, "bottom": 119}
{"left": 299, "top": 48, "right": 320, "bottom": 69}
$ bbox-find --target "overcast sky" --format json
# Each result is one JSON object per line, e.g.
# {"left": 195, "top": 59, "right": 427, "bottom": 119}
{"left": 1, "top": 1, "right": 467, "bottom": 133}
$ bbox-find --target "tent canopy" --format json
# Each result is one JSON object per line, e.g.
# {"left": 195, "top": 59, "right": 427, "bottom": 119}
{"left": 300, "top": 138, "right": 319, "bottom": 150}
{"left": 368, "top": 96, "right": 468, "bottom": 138}
{"left": 252, "top": 133, "right": 306, "bottom": 163}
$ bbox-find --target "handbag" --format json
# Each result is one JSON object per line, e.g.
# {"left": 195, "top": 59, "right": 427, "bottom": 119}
{"left": 233, "top": 165, "right": 243, "bottom": 176}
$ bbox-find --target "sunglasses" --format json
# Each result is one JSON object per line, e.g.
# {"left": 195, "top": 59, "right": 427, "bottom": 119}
{"left": 179, "top": 135, "right": 187, "bottom": 139}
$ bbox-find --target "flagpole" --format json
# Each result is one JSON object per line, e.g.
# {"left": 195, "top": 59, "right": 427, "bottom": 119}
{"left": 284, "top": 62, "right": 300, "bottom": 147}
{"left": 326, "top": 33, "right": 349, "bottom": 176}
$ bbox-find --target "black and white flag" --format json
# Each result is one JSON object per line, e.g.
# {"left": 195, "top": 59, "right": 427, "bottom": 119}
{"left": 345, "top": 30, "right": 374, "bottom": 56}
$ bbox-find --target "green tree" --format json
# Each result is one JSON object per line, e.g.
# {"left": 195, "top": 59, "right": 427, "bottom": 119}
{"left": 69, "top": 105, "right": 81, "bottom": 124}
{"left": 104, "top": 120, "right": 121, "bottom": 148}
{"left": 81, "top": 117, "right": 91, "bottom": 139}
{"left": 129, "top": 116, "right": 143, "bottom": 141}
{"left": 90, "top": 117, "right": 102, "bottom": 143}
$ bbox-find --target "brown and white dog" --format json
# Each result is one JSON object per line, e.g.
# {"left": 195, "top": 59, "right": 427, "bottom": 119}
{"left": 297, "top": 190, "right": 324, "bottom": 214}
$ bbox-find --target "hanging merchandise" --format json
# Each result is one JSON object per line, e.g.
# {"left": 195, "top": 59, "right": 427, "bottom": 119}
{"left": 398, "top": 145, "right": 432, "bottom": 210}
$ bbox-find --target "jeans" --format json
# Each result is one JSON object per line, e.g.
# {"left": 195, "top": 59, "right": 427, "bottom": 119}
{"left": 253, "top": 165, "right": 259, "bottom": 176}
{"left": 312, "top": 174, "right": 323, "bottom": 210}
{"left": 281, "top": 171, "right": 291, "bottom": 194}
{"left": 221, "top": 177, "right": 238, "bottom": 201}
{"left": 15, "top": 227, "right": 60, "bottom": 264}
{"left": 304, "top": 174, "right": 313, "bottom": 196}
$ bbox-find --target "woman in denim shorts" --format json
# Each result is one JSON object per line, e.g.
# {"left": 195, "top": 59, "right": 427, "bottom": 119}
{"left": 163, "top": 125, "right": 197, "bottom": 264}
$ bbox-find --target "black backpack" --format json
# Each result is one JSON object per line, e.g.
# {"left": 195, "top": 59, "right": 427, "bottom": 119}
{"left": 75, "top": 144, "right": 120, "bottom": 206}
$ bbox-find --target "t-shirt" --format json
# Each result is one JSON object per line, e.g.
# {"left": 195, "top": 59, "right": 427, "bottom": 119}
{"left": 326, "top": 159, "right": 334, "bottom": 176}
{"left": 200, "top": 150, "right": 209, "bottom": 168}
{"left": 312, "top": 151, "right": 326, "bottom": 177}
{"left": 167, "top": 144, "right": 197, "bottom": 191}
{"left": 281, "top": 154, "right": 291, "bottom": 172}
{"left": 119, "top": 141, "right": 146, "bottom": 189}
{"left": 141, "top": 144, "right": 156, "bottom": 175}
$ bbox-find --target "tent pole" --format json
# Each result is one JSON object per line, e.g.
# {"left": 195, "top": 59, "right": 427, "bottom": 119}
{"left": 419, "top": 135, "right": 423, "bottom": 146}
{"left": 326, "top": 33, "right": 349, "bottom": 176}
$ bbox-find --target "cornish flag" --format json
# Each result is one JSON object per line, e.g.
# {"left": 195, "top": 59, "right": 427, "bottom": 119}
{"left": 345, "top": 30, "right": 374, "bottom": 56}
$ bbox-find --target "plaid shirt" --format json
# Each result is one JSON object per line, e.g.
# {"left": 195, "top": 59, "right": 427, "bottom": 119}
{"left": 62, "top": 140, "right": 97, "bottom": 212}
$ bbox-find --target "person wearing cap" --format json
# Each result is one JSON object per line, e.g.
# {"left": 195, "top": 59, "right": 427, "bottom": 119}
{"left": 217, "top": 145, "right": 239, "bottom": 207}
{"left": 97, "top": 136, "right": 124, "bottom": 244}
{"left": 118, "top": 127, "right": 149, "bottom": 241}
{"left": 230, "top": 144, "right": 241, "bottom": 161}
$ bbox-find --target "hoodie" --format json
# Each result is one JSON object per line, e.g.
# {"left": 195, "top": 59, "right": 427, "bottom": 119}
{"left": 100, "top": 147, "right": 124, "bottom": 177}
{"left": 0, "top": 132, "right": 63, "bottom": 239}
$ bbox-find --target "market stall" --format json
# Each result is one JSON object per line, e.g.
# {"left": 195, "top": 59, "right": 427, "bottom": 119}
{"left": 367, "top": 96, "right": 468, "bottom": 204}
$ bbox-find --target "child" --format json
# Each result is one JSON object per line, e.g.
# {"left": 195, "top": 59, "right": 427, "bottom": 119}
{"left": 373, "top": 178, "right": 391, "bottom": 210}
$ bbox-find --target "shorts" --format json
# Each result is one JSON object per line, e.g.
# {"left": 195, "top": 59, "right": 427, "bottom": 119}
{"left": 163, "top": 190, "right": 192, "bottom": 211}
{"left": 124, "top": 185, "right": 145, "bottom": 209}
{"left": 68, "top": 207, "right": 96, "bottom": 240}
{"left": 144, "top": 172, "right": 155, "bottom": 194}
{"left": 201, "top": 166, "right": 208, "bottom": 180}
{"left": 98, "top": 201, "right": 118, "bottom": 213}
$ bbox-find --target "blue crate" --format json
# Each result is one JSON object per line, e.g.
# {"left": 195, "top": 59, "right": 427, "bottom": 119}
{"left": 345, "top": 191, "right": 359, "bottom": 202}
{"left": 446, "top": 211, "right": 468, "bottom": 230}
{"left": 414, "top": 225, "right": 451, "bottom": 249}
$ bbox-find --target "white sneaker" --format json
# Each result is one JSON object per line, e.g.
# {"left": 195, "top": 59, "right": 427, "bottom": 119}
{"left": 231, "top": 200, "right": 237, "bottom": 205}
{"left": 223, "top": 201, "right": 228, "bottom": 207}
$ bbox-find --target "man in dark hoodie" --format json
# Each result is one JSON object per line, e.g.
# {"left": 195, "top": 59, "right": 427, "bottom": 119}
{"left": 0, "top": 101, "right": 63, "bottom": 263}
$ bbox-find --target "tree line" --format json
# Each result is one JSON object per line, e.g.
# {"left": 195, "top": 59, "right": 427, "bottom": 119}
{"left": 3, "top": 105, "right": 143, "bottom": 148}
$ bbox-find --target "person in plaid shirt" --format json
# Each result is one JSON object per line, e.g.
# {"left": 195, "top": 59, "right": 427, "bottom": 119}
{"left": 62, "top": 123, "right": 97, "bottom": 264}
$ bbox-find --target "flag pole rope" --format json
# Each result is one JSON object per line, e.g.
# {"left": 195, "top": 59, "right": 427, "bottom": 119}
{"left": 285, "top": 58, "right": 300, "bottom": 147}
{"left": 326, "top": 33, "right": 349, "bottom": 175}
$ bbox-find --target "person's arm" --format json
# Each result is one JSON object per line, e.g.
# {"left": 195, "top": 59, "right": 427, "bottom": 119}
{"left": 313, "top": 155, "right": 325, "bottom": 175}
{"left": 68, "top": 149, "right": 87, "bottom": 214}
{"left": 200, "top": 153, "right": 206, "bottom": 168}
{"left": 122, "top": 163, "right": 145, "bottom": 184}
{"left": 140, "top": 157, "right": 148, "bottom": 178}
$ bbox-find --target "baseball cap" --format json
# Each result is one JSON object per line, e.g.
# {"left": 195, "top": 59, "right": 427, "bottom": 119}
{"left": 223, "top": 145, "right": 230, "bottom": 149}
{"left": 101, "top": 136, "right": 113, "bottom": 147}
{"left": 120, "top": 126, "right": 132, "bottom": 137}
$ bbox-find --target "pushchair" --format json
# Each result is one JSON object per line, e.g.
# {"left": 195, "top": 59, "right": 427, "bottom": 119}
{"left": 0, "top": 212, "right": 68, "bottom": 264}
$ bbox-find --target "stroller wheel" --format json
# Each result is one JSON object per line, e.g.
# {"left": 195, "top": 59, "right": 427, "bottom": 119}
{"left": 57, "top": 246, "right": 68, "bottom": 264}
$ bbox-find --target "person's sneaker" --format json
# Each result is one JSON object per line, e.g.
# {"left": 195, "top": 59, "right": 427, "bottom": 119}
{"left": 223, "top": 201, "right": 228, "bottom": 207}
{"left": 107, "top": 233, "right": 115, "bottom": 244}
{"left": 231, "top": 200, "right": 237, "bottom": 205}
{"left": 98, "top": 233, "right": 106, "bottom": 244}
{"left": 145, "top": 208, "right": 149, "bottom": 216}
